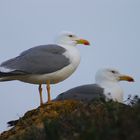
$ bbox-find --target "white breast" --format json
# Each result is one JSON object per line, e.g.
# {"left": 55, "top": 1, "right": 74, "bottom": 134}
{"left": 99, "top": 82, "right": 123, "bottom": 103}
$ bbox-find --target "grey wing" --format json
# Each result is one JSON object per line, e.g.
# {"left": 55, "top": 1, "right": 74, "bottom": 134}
{"left": 55, "top": 84, "right": 105, "bottom": 102}
{"left": 0, "top": 45, "right": 70, "bottom": 74}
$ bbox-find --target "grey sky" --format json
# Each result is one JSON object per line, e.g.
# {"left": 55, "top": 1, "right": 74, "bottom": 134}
{"left": 0, "top": 0, "right": 139, "bottom": 132}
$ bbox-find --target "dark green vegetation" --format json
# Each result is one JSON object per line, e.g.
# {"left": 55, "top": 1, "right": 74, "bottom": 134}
{"left": 1, "top": 97, "right": 140, "bottom": 140}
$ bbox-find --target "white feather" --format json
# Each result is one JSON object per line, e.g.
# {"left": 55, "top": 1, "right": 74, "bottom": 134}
{"left": 0, "top": 67, "right": 14, "bottom": 73}
{"left": 95, "top": 68, "right": 124, "bottom": 103}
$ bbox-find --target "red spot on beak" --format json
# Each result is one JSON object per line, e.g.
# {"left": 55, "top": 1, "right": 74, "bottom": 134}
{"left": 84, "top": 40, "right": 90, "bottom": 45}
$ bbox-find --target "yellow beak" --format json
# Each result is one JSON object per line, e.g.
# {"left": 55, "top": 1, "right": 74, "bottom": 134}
{"left": 119, "top": 75, "right": 134, "bottom": 82}
{"left": 76, "top": 39, "right": 90, "bottom": 45}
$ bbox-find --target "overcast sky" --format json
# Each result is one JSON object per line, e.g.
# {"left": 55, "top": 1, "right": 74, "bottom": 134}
{"left": 0, "top": 0, "right": 139, "bottom": 133}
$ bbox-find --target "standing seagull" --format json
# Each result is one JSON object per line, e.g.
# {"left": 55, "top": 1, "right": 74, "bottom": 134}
{"left": 0, "top": 31, "right": 90, "bottom": 105}
{"left": 55, "top": 68, "right": 134, "bottom": 103}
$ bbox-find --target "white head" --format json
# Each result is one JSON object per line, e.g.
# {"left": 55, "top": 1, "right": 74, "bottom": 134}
{"left": 95, "top": 68, "right": 134, "bottom": 85}
{"left": 55, "top": 31, "right": 90, "bottom": 46}
{"left": 95, "top": 68, "right": 134, "bottom": 103}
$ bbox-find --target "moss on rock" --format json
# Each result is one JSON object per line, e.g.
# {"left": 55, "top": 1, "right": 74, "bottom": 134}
{"left": 0, "top": 99, "right": 140, "bottom": 140}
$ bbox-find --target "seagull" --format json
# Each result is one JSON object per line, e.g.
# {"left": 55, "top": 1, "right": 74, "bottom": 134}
{"left": 0, "top": 31, "right": 90, "bottom": 105}
{"left": 55, "top": 68, "right": 134, "bottom": 103}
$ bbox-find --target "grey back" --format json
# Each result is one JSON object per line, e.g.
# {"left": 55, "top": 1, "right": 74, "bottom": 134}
{"left": 55, "top": 84, "right": 105, "bottom": 102}
{"left": 1, "top": 45, "right": 70, "bottom": 74}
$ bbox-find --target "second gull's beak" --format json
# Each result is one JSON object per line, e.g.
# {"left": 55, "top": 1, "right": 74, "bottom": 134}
{"left": 119, "top": 75, "right": 134, "bottom": 82}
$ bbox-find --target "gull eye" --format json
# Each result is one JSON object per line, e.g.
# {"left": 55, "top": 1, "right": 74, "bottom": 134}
{"left": 111, "top": 70, "right": 116, "bottom": 74}
{"left": 68, "top": 34, "right": 73, "bottom": 37}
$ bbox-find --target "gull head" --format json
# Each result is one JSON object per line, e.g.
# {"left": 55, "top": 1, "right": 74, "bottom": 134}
{"left": 55, "top": 31, "right": 90, "bottom": 46}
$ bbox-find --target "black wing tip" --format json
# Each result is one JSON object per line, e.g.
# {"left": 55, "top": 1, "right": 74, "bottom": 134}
{"left": 7, "top": 120, "right": 19, "bottom": 127}
{"left": 0, "top": 70, "right": 28, "bottom": 77}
